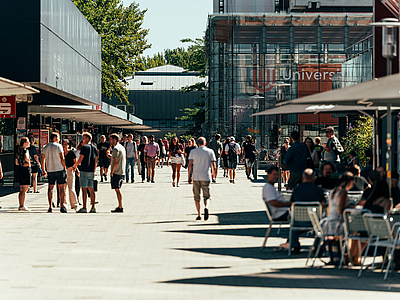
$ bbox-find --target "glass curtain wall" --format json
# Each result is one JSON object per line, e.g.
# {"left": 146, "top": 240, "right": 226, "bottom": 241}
{"left": 206, "top": 14, "right": 373, "bottom": 146}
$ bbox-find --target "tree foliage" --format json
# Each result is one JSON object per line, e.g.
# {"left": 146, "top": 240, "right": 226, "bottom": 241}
{"left": 73, "top": 0, "right": 150, "bottom": 103}
{"left": 342, "top": 116, "right": 373, "bottom": 167}
{"left": 136, "top": 53, "right": 165, "bottom": 71}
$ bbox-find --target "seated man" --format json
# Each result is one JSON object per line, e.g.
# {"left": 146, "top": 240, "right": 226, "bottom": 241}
{"left": 349, "top": 165, "right": 369, "bottom": 191}
{"left": 391, "top": 173, "right": 400, "bottom": 207}
{"left": 289, "top": 168, "right": 325, "bottom": 253}
{"left": 314, "top": 161, "right": 338, "bottom": 190}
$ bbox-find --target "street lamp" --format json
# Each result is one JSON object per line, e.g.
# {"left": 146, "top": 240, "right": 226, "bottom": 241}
{"left": 272, "top": 82, "right": 291, "bottom": 192}
{"left": 250, "top": 95, "right": 264, "bottom": 147}
{"left": 229, "top": 105, "right": 242, "bottom": 137}
{"left": 369, "top": 18, "right": 400, "bottom": 202}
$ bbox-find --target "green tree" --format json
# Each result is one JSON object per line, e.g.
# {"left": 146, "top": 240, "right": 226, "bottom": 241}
{"left": 342, "top": 116, "right": 373, "bottom": 167}
{"left": 73, "top": 0, "right": 150, "bottom": 103}
{"left": 136, "top": 53, "right": 166, "bottom": 71}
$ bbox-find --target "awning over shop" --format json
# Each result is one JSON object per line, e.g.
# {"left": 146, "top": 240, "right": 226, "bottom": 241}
{"left": 280, "top": 73, "right": 400, "bottom": 107}
{"left": 28, "top": 103, "right": 156, "bottom": 131}
{"left": 0, "top": 77, "right": 39, "bottom": 96}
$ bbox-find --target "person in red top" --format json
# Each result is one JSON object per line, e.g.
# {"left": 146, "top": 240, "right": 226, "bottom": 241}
{"left": 162, "top": 137, "right": 169, "bottom": 157}
{"left": 144, "top": 135, "right": 160, "bottom": 183}
{"left": 167, "top": 136, "right": 184, "bottom": 187}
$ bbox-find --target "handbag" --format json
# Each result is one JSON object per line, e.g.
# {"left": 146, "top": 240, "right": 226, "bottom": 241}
{"left": 181, "top": 155, "right": 186, "bottom": 167}
{"left": 93, "top": 179, "right": 98, "bottom": 192}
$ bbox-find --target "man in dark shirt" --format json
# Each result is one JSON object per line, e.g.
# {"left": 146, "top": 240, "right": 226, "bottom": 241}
{"left": 314, "top": 161, "right": 338, "bottom": 190}
{"left": 391, "top": 173, "right": 400, "bottom": 207}
{"left": 283, "top": 131, "right": 307, "bottom": 189}
{"left": 97, "top": 135, "right": 111, "bottom": 182}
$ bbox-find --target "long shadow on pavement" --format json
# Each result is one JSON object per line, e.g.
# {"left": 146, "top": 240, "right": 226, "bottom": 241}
{"left": 167, "top": 227, "right": 289, "bottom": 239}
{"left": 189, "top": 210, "right": 270, "bottom": 226}
{"left": 161, "top": 267, "right": 400, "bottom": 292}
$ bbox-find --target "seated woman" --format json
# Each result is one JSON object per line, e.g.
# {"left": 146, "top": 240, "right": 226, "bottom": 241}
{"left": 363, "top": 179, "right": 391, "bottom": 214}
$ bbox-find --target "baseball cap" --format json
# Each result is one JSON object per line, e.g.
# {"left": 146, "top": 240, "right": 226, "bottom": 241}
{"left": 230, "top": 136, "right": 235, "bottom": 141}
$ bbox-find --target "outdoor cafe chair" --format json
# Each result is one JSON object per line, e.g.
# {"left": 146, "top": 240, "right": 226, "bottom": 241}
{"left": 338, "top": 209, "right": 371, "bottom": 269}
{"left": 288, "top": 201, "right": 322, "bottom": 256}
{"left": 358, "top": 213, "right": 400, "bottom": 280}
{"left": 306, "top": 207, "right": 326, "bottom": 267}
{"left": 261, "top": 202, "right": 290, "bottom": 250}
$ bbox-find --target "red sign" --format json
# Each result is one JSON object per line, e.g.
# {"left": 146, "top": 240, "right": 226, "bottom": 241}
{"left": 0, "top": 96, "right": 16, "bottom": 118}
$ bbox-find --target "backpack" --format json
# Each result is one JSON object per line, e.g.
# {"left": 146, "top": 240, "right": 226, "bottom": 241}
{"left": 228, "top": 144, "right": 238, "bottom": 163}
{"left": 329, "top": 137, "right": 344, "bottom": 156}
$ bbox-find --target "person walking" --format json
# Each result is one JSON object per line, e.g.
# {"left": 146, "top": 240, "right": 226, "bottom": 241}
{"left": 28, "top": 136, "right": 41, "bottom": 193}
{"left": 221, "top": 138, "right": 230, "bottom": 177}
{"left": 16, "top": 137, "right": 32, "bottom": 211}
{"left": 70, "top": 132, "right": 97, "bottom": 213}
{"left": 109, "top": 134, "right": 126, "bottom": 213}
{"left": 144, "top": 135, "right": 159, "bottom": 183}
{"left": 314, "top": 137, "right": 324, "bottom": 167}
{"left": 188, "top": 137, "right": 217, "bottom": 221}
{"left": 241, "top": 135, "right": 256, "bottom": 180}
{"left": 138, "top": 136, "right": 147, "bottom": 183}
{"left": 62, "top": 139, "right": 79, "bottom": 211}
{"left": 208, "top": 134, "right": 223, "bottom": 183}
{"left": 282, "top": 131, "right": 307, "bottom": 189}
{"left": 157, "top": 138, "right": 166, "bottom": 168}
{"left": 224, "top": 137, "right": 241, "bottom": 183}
{"left": 184, "top": 139, "right": 196, "bottom": 170}
{"left": 167, "top": 136, "right": 184, "bottom": 187}
{"left": 41, "top": 133, "right": 67, "bottom": 213}
{"left": 97, "top": 135, "right": 111, "bottom": 182}
{"left": 125, "top": 133, "right": 137, "bottom": 183}
{"left": 324, "top": 126, "right": 343, "bottom": 163}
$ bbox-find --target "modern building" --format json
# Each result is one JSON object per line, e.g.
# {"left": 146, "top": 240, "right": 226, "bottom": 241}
{"left": 205, "top": 13, "right": 373, "bottom": 146}
{"left": 103, "top": 65, "right": 205, "bottom": 137}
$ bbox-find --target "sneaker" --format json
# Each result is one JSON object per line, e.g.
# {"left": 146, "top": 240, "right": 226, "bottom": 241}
{"left": 104, "top": 175, "right": 107, "bottom": 181}
{"left": 172, "top": 182, "right": 175, "bottom": 187}
{"left": 47, "top": 207, "right": 52, "bottom": 213}
{"left": 204, "top": 208, "right": 209, "bottom": 221}
{"left": 60, "top": 207, "right": 67, "bottom": 213}
{"left": 196, "top": 216, "right": 201, "bottom": 220}
{"left": 232, "top": 180, "right": 235, "bottom": 184}
{"left": 100, "top": 177, "right": 104, "bottom": 182}
{"left": 151, "top": 180, "right": 155, "bottom": 183}
{"left": 111, "top": 207, "right": 123, "bottom": 213}
{"left": 147, "top": 179, "right": 150, "bottom": 182}
{"left": 89, "top": 207, "right": 96, "bottom": 213}
{"left": 142, "top": 180, "right": 144, "bottom": 183}
{"left": 76, "top": 207, "right": 87, "bottom": 213}
{"left": 131, "top": 179, "right": 135, "bottom": 183}
{"left": 18, "top": 206, "right": 31, "bottom": 212}
{"left": 212, "top": 179, "right": 216, "bottom": 183}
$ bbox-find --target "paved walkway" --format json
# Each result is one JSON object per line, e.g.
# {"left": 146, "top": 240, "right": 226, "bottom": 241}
{"left": 0, "top": 166, "right": 399, "bottom": 299}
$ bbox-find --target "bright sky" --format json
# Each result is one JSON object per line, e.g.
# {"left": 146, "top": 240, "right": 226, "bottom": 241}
{"left": 122, "top": 0, "right": 213, "bottom": 57}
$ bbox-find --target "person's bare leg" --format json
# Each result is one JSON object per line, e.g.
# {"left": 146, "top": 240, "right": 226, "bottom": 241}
{"left": 195, "top": 201, "right": 201, "bottom": 217}
{"left": 104, "top": 168, "right": 108, "bottom": 177}
{"left": 19, "top": 185, "right": 28, "bottom": 207}
{"left": 88, "top": 187, "right": 96, "bottom": 209}
{"left": 47, "top": 185, "right": 55, "bottom": 208}
{"left": 229, "top": 169, "right": 233, "bottom": 180}
{"left": 32, "top": 173, "right": 38, "bottom": 192}
{"left": 172, "top": 164, "right": 176, "bottom": 181}
{"left": 176, "top": 164, "right": 181, "bottom": 185}
{"left": 81, "top": 188, "right": 88, "bottom": 209}
{"left": 204, "top": 199, "right": 210, "bottom": 209}
{"left": 233, "top": 169, "right": 236, "bottom": 180}
{"left": 115, "top": 189, "right": 123, "bottom": 208}
{"left": 100, "top": 167, "right": 104, "bottom": 178}
{"left": 58, "top": 183, "right": 67, "bottom": 209}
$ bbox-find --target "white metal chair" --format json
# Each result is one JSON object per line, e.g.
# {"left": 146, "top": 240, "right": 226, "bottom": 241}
{"left": 261, "top": 202, "right": 290, "bottom": 249}
{"left": 358, "top": 213, "right": 400, "bottom": 280}
{"left": 306, "top": 207, "right": 326, "bottom": 267}
{"left": 338, "top": 209, "right": 370, "bottom": 269}
{"left": 288, "top": 201, "right": 322, "bottom": 256}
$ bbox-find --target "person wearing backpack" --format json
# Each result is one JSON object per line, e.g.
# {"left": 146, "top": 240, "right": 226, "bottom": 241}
{"left": 224, "top": 136, "right": 241, "bottom": 183}
{"left": 324, "top": 127, "right": 343, "bottom": 163}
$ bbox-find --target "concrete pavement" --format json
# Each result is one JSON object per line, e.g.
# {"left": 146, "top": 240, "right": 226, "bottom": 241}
{"left": 0, "top": 165, "right": 399, "bottom": 299}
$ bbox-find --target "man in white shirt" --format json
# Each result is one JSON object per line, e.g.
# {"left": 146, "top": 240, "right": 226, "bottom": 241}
{"left": 188, "top": 137, "right": 217, "bottom": 221}
{"left": 125, "top": 133, "right": 137, "bottom": 183}
{"left": 224, "top": 136, "right": 241, "bottom": 183}
{"left": 41, "top": 132, "right": 67, "bottom": 213}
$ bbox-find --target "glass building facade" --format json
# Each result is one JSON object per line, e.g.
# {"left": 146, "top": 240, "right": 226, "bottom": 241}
{"left": 205, "top": 14, "right": 373, "bottom": 146}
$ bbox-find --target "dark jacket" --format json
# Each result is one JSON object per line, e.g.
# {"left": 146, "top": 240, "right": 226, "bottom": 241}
{"left": 282, "top": 141, "right": 307, "bottom": 174}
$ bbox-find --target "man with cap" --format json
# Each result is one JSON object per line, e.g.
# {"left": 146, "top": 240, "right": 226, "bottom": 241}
{"left": 224, "top": 136, "right": 241, "bottom": 183}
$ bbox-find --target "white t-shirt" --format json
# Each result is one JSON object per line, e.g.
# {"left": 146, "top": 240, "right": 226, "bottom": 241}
{"left": 42, "top": 142, "right": 64, "bottom": 173}
{"left": 262, "top": 182, "right": 288, "bottom": 219}
{"left": 224, "top": 142, "right": 241, "bottom": 153}
{"left": 188, "top": 146, "right": 216, "bottom": 181}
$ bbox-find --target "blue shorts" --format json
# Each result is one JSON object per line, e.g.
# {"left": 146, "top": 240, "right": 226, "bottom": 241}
{"left": 80, "top": 171, "right": 94, "bottom": 188}
{"left": 228, "top": 161, "right": 237, "bottom": 169}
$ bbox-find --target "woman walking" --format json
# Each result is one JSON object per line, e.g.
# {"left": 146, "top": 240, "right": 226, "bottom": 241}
{"left": 28, "top": 136, "right": 41, "bottom": 193}
{"left": 167, "top": 136, "right": 184, "bottom": 187}
{"left": 281, "top": 137, "right": 290, "bottom": 185}
{"left": 62, "top": 139, "right": 79, "bottom": 210}
{"left": 138, "top": 136, "right": 148, "bottom": 183}
{"left": 221, "top": 138, "right": 230, "bottom": 177}
{"left": 157, "top": 138, "right": 166, "bottom": 168}
{"left": 15, "top": 137, "right": 31, "bottom": 211}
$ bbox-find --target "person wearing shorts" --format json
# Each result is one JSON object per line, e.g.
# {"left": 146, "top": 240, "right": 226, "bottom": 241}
{"left": 16, "top": 137, "right": 32, "bottom": 211}
{"left": 144, "top": 135, "right": 159, "bottom": 183}
{"left": 70, "top": 132, "right": 97, "bottom": 213}
{"left": 224, "top": 137, "right": 241, "bottom": 183}
{"left": 109, "top": 134, "right": 126, "bottom": 213}
{"left": 28, "top": 136, "right": 41, "bottom": 193}
{"left": 208, "top": 134, "right": 223, "bottom": 183}
{"left": 97, "top": 135, "right": 111, "bottom": 182}
{"left": 42, "top": 133, "right": 67, "bottom": 213}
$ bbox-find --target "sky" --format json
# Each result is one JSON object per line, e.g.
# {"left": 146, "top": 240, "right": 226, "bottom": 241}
{"left": 122, "top": 0, "right": 213, "bottom": 57}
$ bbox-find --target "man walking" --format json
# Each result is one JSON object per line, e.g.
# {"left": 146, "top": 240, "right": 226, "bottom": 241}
{"left": 70, "top": 132, "right": 98, "bottom": 213}
{"left": 224, "top": 137, "right": 241, "bottom": 183}
{"left": 282, "top": 131, "right": 307, "bottom": 189}
{"left": 188, "top": 137, "right": 217, "bottom": 221}
{"left": 125, "top": 133, "right": 137, "bottom": 183}
{"left": 208, "top": 134, "right": 223, "bottom": 183}
{"left": 41, "top": 132, "right": 67, "bottom": 213}
{"left": 324, "top": 126, "right": 343, "bottom": 163}
{"left": 109, "top": 134, "right": 126, "bottom": 213}
{"left": 144, "top": 135, "right": 159, "bottom": 183}
{"left": 97, "top": 135, "right": 111, "bottom": 182}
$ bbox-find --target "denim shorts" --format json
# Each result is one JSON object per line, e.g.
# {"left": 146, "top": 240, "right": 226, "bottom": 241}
{"left": 80, "top": 171, "right": 94, "bottom": 188}
{"left": 48, "top": 170, "right": 67, "bottom": 185}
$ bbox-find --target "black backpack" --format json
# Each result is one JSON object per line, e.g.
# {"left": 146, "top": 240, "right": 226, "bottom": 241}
{"left": 228, "top": 144, "right": 238, "bottom": 163}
